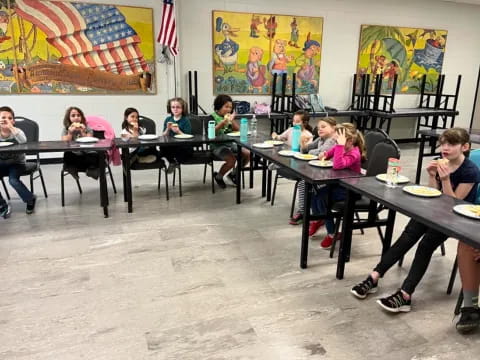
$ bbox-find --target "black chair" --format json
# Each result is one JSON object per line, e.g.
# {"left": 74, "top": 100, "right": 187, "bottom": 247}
{"left": 363, "top": 128, "right": 389, "bottom": 169}
{"left": 1, "top": 117, "right": 48, "bottom": 200}
{"left": 329, "top": 138, "right": 401, "bottom": 258}
{"left": 60, "top": 124, "right": 118, "bottom": 207}
{"left": 171, "top": 115, "right": 215, "bottom": 195}
{"left": 131, "top": 116, "right": 169, "bottom": 199}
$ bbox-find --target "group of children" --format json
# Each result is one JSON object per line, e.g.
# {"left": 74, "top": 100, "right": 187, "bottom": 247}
{"left": 2, "top": 96, "right": 480, "bottom": 334}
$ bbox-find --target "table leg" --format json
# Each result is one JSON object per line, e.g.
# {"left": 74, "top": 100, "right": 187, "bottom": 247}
{"left": 300, "top": 182, "right": 312, "bottom": 269}
{"left": 336, "top": 189, "right": 355, "bottom": 279}
{"left": 98, "top": 151, "right": 109, "bottom": 218}
{"left": 266, "top": 167, "right": 272, "bottom": 202}
{"left": 124, "top": 149, "right": 133, "bottom": 213}
{"left": 121, "top": 148, "right": 127, "bottom": 202}
{"left": 236, "top": 144, "right": 242, "bottom": 204}
{"left": 249, "top": 152, "right": 254, "bottom": 189}
{"left": 261, "top": 159, "right": 267, "bottom": 198}
{"left": 415, "top": 135, "right": 426, "bottom": 184}
{"left": 382, "top": 209, "right": 396, "bottom": 255}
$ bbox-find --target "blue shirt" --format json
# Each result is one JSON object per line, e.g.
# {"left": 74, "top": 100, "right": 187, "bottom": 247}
{"left": 163, "top": 115, "right": 191, "bottom": 136}
{"left": 436, "top": 157, "right": 480, "bottom": 203}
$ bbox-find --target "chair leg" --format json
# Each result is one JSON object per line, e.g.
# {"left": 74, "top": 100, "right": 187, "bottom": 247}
{"left": 210, "top": 163, "right": 215, "bottom": 194}
{"left": 164, "top": 168, "right": 169, "bottom": 201}
{"left": 330, "top": 217, "right": 343, "bottom": 258}
{"left": 75, "top": 177, "right": 83, "bottom": 194}
{"left": 61, "top": 171, "right": 65, "bottom": 207}
{"left": 2, "top": 178, "right": 10, "bottom": 200}
{"left": 30, "top": 173, "right": 34, "bottom": 194}
{"left": 242, "top": 168, "right": 245, "bottom": 189}
{"left": 203, "top": 163, "right": 207, "bottom": 184}
{"left": 178, "top": 165, "right": 183, "bottom": 197}
{"left": 355, "top": 211, "right": 364, "bottom": 235}
{"left": 172, "top": 168, "right": 176, "bottom": 187}
{"left": 107, "top": 164, "right": 117, "bottom": 194}
{"left": 447, "top": 256, "right": 458, "bottom": 295}
{"left": 158, "top": 168, "right": 161, "bottom": 190}
{"left": 271, "top": 173, "right": 279, "bottom": 206}
{"left": 455, "top": 289, "right": 464, "bottom": 315}
{"left": 39, "top": 168, "right": 48, "bottom": 198}
{"left": 440, "top": 243, "right": 446, "bottom": 256}
{"left": 398, "top": 256, "right": 404, "bottom": 267}
{"left": 290, "top": 180, "right": 299, "bottom": 218}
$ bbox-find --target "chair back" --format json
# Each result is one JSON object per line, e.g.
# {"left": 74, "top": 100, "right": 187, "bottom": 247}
{"left": 364, "top": 128, "right": 388, "bottom": 168}
{"left": 139, "top": 115, "right": 156, "bottom": 135}
{"left": 365, "top": 139, "right": 401, "bottom": 176}
{"left": 14, "top": 117, "right": 39, "bottom": 156}
{"left": 189, "top": 115, "right": 203, "bottom": 136}
{"left": 469, "top": 148, "right": 480, "bottom": 204}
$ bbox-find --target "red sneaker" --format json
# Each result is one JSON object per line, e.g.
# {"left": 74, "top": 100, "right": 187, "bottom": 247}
{"left": 320, "top": 234, "right": 334, "bottom": 249}
{"left": 308, "top": 220, "right": 324, "bottom": 236}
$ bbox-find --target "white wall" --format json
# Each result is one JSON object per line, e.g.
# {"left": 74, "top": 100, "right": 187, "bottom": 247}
{"left": 5, "top": 0, "right": 175, "bottom": 141}
{"left": 178, "top": 0, "right": 480, "bottom": 137}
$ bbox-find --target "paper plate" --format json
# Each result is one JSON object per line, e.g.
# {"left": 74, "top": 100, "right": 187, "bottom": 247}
{"left": 174, "top": 134, "right": 194, "bottom": 139}
{"left": 0, "top": 141, "right": 14, "bottom": 147}
{"left": 453, "top": 204, "right": 480, "bottom": 220}
{"left": 308, "top": 160, "right": 333, "bottom": 168}
{"left": 253, "top": 143, "right": 274, "bottom": 149}
{"left": 226, "top": 131, "right": 250, "bottom": 137}
{"left": 264, "top": 140, "right": 284, "bottom": 146}
{"left": 402, "top": 185, "right": 442, "bottom": 198}
{"left": 376, "top": 173, "right": 410, "bottom": 184}
{"left": 294, "top": 153, "right": 317, "bottom": 161}
{"left": 138, "top": 134, "right": 158, "bottom": 140}
{"left": 278, "top": 150, "right": 297, "bottom": 157}
{"left": 75, "top": 137, "right": 99, "bottom": 143}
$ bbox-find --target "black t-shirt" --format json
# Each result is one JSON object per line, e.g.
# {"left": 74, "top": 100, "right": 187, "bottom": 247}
{"left": 436, "top": 157, "right": 480, "bottom": 203}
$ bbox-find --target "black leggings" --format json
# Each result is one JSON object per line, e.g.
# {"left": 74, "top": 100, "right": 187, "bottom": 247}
{"left": 63, "top": 151, "right": 99, "bottom": 171}
{"left": 373, "top": 219, "right": 448, "bottom": 295}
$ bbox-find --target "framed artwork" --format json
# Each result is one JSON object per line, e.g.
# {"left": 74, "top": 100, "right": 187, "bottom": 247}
{"left": 357, "top": 24, "right": 447, "bottom": 94}
{"left": 0, "top": 0, "right": 155, "bottom": 94}
{"left": 212, "top": 10, "right": 323, "bottom": 95}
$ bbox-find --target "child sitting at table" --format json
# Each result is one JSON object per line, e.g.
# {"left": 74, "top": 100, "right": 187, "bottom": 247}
{"left": 309, "top": 123, "right": 365, "bottom": 248}
{"left": 161, "top": 97, "right": 193, "bottom": 171}
{"left": 350, "top": 128, "right": 480, "bottom": 314}
{"left": 290, "top": 117, "right": 337, "bottom": 225}
{"left": 271, "top": 110, "right": 313, "bottom": 146}
{"left": 61, "top": 106, "right": 99, "bottom": 179}
{"left": 0, "top": 106, "right": 36, "bottom": 214}
{"left": 210, "top": 94, "right": 250, "bottom": 188}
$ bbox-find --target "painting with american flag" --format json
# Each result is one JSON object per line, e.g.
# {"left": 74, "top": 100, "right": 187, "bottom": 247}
{"left": 0, "top": 0, "right": 155, "bottom": 94}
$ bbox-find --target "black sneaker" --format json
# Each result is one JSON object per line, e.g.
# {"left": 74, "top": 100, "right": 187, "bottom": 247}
{"left": 26, "top": 196, "right": 36, "bottom": 215}
{"left": 214, "top": 172, "right": 226, "bottom": 189}
{"left": 456, "top": 307, "right": 480, "bottom": 334}
{"left": 376, "top": 289, "right": 411, "bottom": 313}
{"left": 0, "top": 203, "right": 11, "bottom": 219}
{"left": 351, "top": 276, "right": 378, "bottom": 299}
{"left": 227, "top": 171, "right": 237, "bottom": 186}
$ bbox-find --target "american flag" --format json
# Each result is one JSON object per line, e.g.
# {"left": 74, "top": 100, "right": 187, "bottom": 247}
{"left": 157, "top": 0, "right": 178, "bottom": 56}
{"left": 15, "top": 0, "right": 149, "bottom": 75}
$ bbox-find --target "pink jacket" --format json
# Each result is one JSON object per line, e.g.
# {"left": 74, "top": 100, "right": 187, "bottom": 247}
{"left": 325, "top": 145, "right": 362, "bottom": 173}
{"left": 86, "top": 115, "right": 121, "bottom": 166}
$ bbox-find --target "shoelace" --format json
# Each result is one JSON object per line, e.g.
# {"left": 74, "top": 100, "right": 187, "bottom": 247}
{"left": 386, "top": 292, "right": 405, "bottom": 307}
{"left": 358, "top": 279, "right": 374, "bottom": 292}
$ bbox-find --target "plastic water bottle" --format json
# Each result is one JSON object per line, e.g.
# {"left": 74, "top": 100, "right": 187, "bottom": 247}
{"left": 250, "top": 114, "right": 257, "bottom": 137}
{"left": 208, "top": 120, "right": 216, "bottom": 139}
{"left": 240, "top": 118, "right": 249, "bottom": 142}
{"left": 291, "top": 125, "right": 301, "bottom": 152}
{"left": 386, "top": 158, "right": 400, "bottom": 188}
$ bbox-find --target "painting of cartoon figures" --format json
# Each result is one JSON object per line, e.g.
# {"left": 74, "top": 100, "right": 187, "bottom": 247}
{"left": 212, "top": 11, "right": 323, "bottom": 95}
{"left": 357, "top": 25, "right": 447, "bottom": 94}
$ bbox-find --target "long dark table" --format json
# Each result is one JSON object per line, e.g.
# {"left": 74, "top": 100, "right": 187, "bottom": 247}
{"left": 337, "top": 176, "right": 480, "bottom": 279}
{"left": 415, "top": 128, "right": 480, "bottom": 183}
{"left": 235, "top": 135, "right": 362, "bottom": 268}
{"left": 0, "top": 140, "right": 112, "bottom": 217}
{"left": 114, "top": 135, "right": 232, "bottom": 213}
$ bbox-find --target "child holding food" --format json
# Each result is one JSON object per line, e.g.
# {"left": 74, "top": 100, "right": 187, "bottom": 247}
{"left": 350, "top": 128, "right": 480, "bottom": 314}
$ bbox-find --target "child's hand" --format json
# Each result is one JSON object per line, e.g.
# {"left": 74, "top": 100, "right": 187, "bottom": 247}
{"left": 336, "top": 128, "right": 347, "bottom": 146}
{"left": 271, "top": 132, "right": 277, "bottom": 140}
{"left": 437, "top": 162, "right": 451, "bottom": 181}
{"left": 171, "top": 126, "right": 180, "bottom": 134}
{"left": 426, "top": 160, "right": 438, "bottom": 177}
{"left": 318, "top": 152, "right": 326, "bottom": 160}
{"left": 167, "top": 122, "right": 173, "bottom": 129}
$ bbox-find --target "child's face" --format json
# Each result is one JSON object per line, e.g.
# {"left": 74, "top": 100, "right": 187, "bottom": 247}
{"left": 127, "top": 111, "right": 139, "bottom": 125}
{"left": 317, "top": 120, "right": 335, "bottom": 138}
{"left": 292, "top": 115, "right": 303, "bottom": 126}
{"left": 170, "top": 101, "right": 183, "bottom": 117}
{"left": 0, "top": 111, "right": 13, "bottom": 128}
{"left": 440, "top": 141, "right": 468, "bottom": 160}
{"left": 69, "top": 109, "right": 82, "bottom": 123}
{"left": 218, "top": 101, "right": 233, "bottom": 116}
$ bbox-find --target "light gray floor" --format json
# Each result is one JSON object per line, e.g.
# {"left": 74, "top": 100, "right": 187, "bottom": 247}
{"left": 1, "top": 142, "right": 479, "bottom": 359}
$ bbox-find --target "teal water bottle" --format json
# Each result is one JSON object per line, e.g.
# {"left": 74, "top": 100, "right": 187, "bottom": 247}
{"left": 240, "top": 118, "right": 248, "bottom": 142}
{"left": 291, "top": 125, "right": 301, "bottom": 152}
{"left": 208, "top": 120, "right": 216, "bottom": 139}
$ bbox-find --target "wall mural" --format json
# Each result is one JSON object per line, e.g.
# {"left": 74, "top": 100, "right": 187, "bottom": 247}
{"left": 357, "top": 24, "right": 447, "bottom": 94}
{"left": 0, "top": 0, "right": 155, "bottom": 94}
{"left": 212, "top": 10, "right": 323, "bottom": 95}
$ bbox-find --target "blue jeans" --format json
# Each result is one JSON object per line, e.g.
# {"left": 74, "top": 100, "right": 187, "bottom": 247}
{"left": 0, "top": 163, "right": 34, "bottom": 203}
{"left": 311, "top": 185, "right": 346, "bottom": 234}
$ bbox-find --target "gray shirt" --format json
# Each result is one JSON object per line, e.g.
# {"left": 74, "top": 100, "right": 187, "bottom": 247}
{"left": 302, "top": 137, "right": 336, "bottom": 156}
{"left": 0, "top": 128, "right": 27, "bottom": 164}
